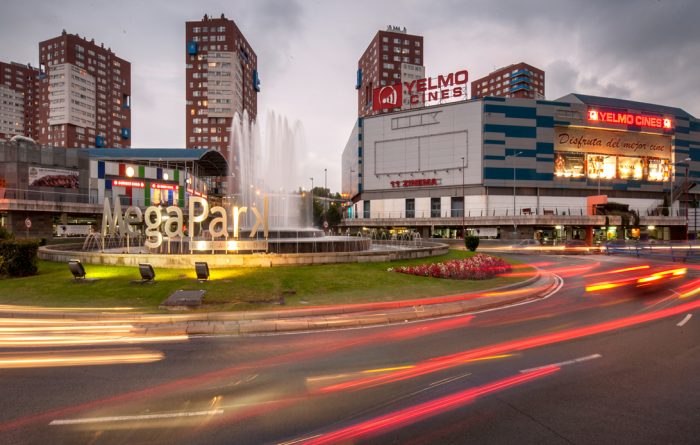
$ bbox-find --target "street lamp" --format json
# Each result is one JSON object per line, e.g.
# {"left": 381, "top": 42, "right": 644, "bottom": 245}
{"left": 324, "top": 168, "right": 328, "bottom": 214}
{"left": 461, "top": 156, "right": 465, "bottom": 237}
{"left": 684, "top": 157, "right": 691, "bottom": 240}
{"left": 596, "top": 155, "right": 611, "bottom": 196}
{"left": 506, "top": 151, "right": 523, "bottom": 236}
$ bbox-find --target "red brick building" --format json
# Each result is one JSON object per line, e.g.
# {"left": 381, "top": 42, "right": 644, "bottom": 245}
{"left": 470, "top": 62, "right": 544, "bottom": 100}
{"left": 356, "top": 27, "right": 424, "bottom": 117}
{"left": 0, "top": 62, "right": 39, "bottom": 142}
{"left": 185, "top": 13, "right": 259, "bottom": 153}
{"left": 36, "top": 30, "right": 131, "bottom": 149}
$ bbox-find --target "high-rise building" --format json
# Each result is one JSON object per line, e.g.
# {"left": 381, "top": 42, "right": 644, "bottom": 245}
{"left": 185, "top": 13, "right": 259, "bottom": 153}
{"left": 470, "top": 62, "right": 544, "bottom": 100}
{"left": 36, "top": 30, "right": 131, "bottom": 148}
{"left": 356, "top": 26, "right": 424, "bottom": 118}
{"left": 0, "top": 62, "right": 39, "bottom": 142}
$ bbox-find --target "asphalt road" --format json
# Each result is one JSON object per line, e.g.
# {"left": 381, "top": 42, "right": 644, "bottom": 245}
{"left": 1, "top": 254, "right": 699, "bottom": 444}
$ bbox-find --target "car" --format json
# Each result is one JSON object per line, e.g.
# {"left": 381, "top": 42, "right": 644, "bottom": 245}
{"left": 512, "top": 239, "right": 541, "bottom": 249}
{"left": 563, "top": 239, "right": 592, "bottom": 254}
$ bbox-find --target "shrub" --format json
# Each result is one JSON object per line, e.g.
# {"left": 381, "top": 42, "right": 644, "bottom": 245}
{"left": 0, "top": 225, "right": 12, "bottom": 240}
{"left": 0, "top": 239, "right": 40, "bottom": 277}
{"left": 464, "top": 235, "right": 480, "bottom": 252}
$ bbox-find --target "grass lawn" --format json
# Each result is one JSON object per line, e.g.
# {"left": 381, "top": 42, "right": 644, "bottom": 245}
{"left": 0, "top": 251, "right": 531, "bottom": 312}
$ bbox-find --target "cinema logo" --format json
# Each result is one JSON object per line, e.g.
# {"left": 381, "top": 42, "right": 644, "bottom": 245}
{"left": 101, "top": 196, "right": 269, "bottom": 250}
{"left": 372, "top": 69, "right": 468, "bottom": 111}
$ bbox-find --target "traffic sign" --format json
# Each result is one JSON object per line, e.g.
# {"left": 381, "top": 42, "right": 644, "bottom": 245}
{"left": 25, "top": 218, "right": 31, "bottom": 229}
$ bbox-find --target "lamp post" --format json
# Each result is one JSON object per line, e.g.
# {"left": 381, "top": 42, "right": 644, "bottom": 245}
{"left": 506, "top": 151, "right": 523, "bottom": 236}
{"left": 461, "top": 156, "right": 465, "bottom": 237}
{"left": 685, "top": 157, "right": 691, "bottom": 240}
{"left": 324, "top": 168, "right": 328, "bottom": 214}
{"left": 596, "top": 155, "right": 610, "bottom": 196}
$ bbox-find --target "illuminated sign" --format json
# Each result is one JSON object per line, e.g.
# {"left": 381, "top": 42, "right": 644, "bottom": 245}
{"left": 187, "top": 187, "right": 206, "bottom": 198}
{"left": 113, "top": 179, "right": 145, "bottom": 188}
{"left": 372, "top": 69, "right": 468, "bottom": 111}
{"left": 101, "top": 196, "right": 270, "bottom": 250}
{"left": 587, "top": 109, "right": 672, "bottom": 130}
{"left": 555, "top": 126, "right": 672, "bottom": 158}
{"left": 152, "top": 183, "right": 178, "bottom": 191}
{"left": 391, "top": 178, "right": 439, "bottom": 188}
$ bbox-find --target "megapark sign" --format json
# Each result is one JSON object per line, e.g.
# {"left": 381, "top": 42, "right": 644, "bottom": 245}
{"left": 372, "top": 69, "right": 468, "bottom": 111}
{"left": 101, "top": 196, "right": 270, "bottom": 252}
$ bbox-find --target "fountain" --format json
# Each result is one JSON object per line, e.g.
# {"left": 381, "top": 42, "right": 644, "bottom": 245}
{"left": 39, "top": 111, "right": 449, "bottom": 267}
{"left": 227, "top": 110, "right": 314, "bottom": 233}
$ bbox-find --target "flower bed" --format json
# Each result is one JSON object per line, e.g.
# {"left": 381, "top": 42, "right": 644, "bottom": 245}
{"left": 388, "top": 253, "right": 511, "bottom": 280}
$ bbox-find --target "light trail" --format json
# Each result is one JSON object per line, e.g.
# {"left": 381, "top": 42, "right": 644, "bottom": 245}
{"left": 301, "top": 367, "right": 560, "bottom": 445}
{"left": 0, "top": 314, "right": 475, "bottom": 433}
{"left": 318, "top": 297, "right": 700, "bottom": 394}
{"left": 50, "top": 409, "right": 223, "bottom": 426}
{"left": 0, "top": 334, "right": 188, "bottom": 348}
{"left": 0, "top": 348, "right": 164, "bottom": 368}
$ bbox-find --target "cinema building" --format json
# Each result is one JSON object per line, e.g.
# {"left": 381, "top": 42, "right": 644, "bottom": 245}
{"left": 341, "top": 93, "right": 700, "bottom": 242}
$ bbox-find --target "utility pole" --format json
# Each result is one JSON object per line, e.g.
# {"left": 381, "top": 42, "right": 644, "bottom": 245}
{"left": 685, "top": 157, "right": 691, "bottom": 240}
{"left": 461, "top": 156, "right": 465, "bottom": 238}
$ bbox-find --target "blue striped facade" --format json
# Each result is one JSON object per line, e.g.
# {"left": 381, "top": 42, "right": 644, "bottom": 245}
{"left": 481, "top": 96, "right": 700, "bottom": 192}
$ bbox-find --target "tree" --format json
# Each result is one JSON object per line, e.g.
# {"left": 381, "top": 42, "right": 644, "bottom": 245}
{"left": 326, "top": 203, "right": 342, "bottom": 229}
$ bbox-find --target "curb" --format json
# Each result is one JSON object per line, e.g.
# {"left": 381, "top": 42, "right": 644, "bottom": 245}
{"left": 137, "top": 271, "right": 558, "bottom": 336}
{"left": 1, "top": 270, "right": 559, "bottom": 336}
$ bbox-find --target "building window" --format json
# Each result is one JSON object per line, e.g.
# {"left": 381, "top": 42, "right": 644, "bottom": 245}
{"left": 405, "top": 199, "right": 415, "bottom": 218}
{"left": 451, "top": 197, "right": 464, "bottom": 218}
{"left": 363, "top": 200, "right": 370, "bottom": 219}
{"left": 431, "top": 198, "right": 441, "bottom": 218}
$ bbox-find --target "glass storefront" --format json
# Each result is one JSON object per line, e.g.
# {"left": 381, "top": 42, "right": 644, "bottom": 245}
{"left": 555, "top": 152, "right": 671, "bottom": 182}
{"left": 617, "top": 156, "right": 644, "bottom": 180}
{"left": 586, "top": 154, "right": 617, "bottom": 179}
{"left": 648, "top": 158, "right": 671, "bottom": 181}
{"left": 554, "top": 152, "right": 585, "bottom": 178}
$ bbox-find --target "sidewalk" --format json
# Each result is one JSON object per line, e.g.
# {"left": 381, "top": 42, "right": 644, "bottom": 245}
{"left": 1, "top": 269, "right": 559, "bottom": 336}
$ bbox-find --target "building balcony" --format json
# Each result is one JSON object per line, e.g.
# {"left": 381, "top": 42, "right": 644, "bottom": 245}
{"left": 510, "top": 84, "right": 532, "bottom": 93}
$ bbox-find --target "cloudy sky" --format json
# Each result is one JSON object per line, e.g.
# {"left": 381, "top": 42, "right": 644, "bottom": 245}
{"left": 2, "top": 0, "right": 699, "bottom": 191}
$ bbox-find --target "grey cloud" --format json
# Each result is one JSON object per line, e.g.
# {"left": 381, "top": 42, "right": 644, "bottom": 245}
{"left": 2, "top": 0, "right": 700, "bottom": 191}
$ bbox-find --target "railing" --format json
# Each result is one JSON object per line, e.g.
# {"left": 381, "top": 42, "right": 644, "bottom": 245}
{"left": 604, "top": 240, "right": 700, "bottom": 262}
{"left": 0, "top": 187, "right": 96, "bottom": 204}
{"left": 348, "top": 206, "right": 685, "bottom": 220}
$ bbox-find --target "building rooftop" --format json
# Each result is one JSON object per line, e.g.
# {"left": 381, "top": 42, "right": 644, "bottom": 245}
{"left": 560, "top": 93, "right": 694, "bottom": 119}
{"left": 82, "top": 148, "right": 229, "bottom": 177}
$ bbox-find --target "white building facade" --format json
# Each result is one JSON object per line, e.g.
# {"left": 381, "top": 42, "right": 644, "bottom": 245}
{"left": 342, "top": 94, "right": 700, "bottom": 242}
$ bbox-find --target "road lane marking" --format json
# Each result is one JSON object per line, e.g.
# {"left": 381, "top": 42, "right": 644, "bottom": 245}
{"left": 279, "top": 434, "right": 322, "bottom": 445}
{"left": 677, "top": 314, "right": 692, "bottom": 327}
{"left": 429, "top": 372, "right": 472, "bottom": 387}
{"left": 49, "top": 409, "right": 223, "bottom": 426}
{"left": 519, "top": 353, "right": 602, "bottom": 374}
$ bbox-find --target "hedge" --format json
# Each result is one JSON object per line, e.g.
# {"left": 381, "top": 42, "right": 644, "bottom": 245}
{"left": 464, "top": 235, "right": 480, "bottom": 252}
{"left": 0, "top": 239, "right": 40, "bottom": 277}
